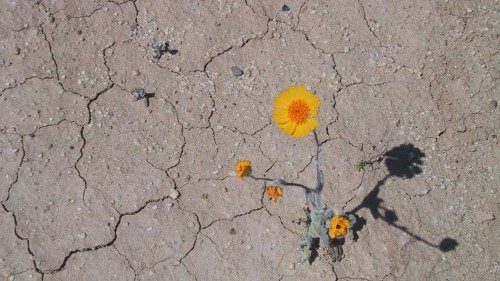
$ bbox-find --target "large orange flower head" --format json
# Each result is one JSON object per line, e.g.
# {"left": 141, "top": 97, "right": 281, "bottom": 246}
{"left": 273, "top": 85, "right": 320, "bottom": 138}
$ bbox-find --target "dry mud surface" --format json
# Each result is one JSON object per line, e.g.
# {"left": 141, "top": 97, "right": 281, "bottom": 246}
{"left": 0, "top": 0, "right": 499, "bottom": 280}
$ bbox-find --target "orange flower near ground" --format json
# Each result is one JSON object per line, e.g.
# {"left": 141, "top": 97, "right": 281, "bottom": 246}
{"left": 235, "top": 160, "right": 251, "bottom": 177}
{"left": 266, "top": 186, "right": 283, "bottom": 202}
{"left": 273, "top": 85, "right": 320, "bottom": 138}
{"left": 328, "top": 215, "right": 351, "bottom": 239}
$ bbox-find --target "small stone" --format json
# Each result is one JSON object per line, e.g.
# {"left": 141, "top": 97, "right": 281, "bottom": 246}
{"left": 229, "top": 228, "right": 236, "bottom": 235}
{"left": 132, "top": 70, "right": 140, "bottom": 76}
{"left": 165, "top": 202, "right": 173, "bottom": 210}
{"left": 245, "top": 244, "right": 253, "bottom": 250}
{"left": 231, "top": 66, "right": 244, "bottom": 77}
{"left": 455, "top": 121, "right": 466, "bottom": 133}
{"left": 282, "top": 4, "right": 290, "bottom": 12}
{"left": 47, "top": 14, "right": 55, "bottom": 23}
{"left": 13, "top": 46, "right": 20, "bottom": 55}
{"left": 169, "top": 188, "right": 180, "bottom": 199}
{"left": 489, "top": 100, "right": 497, "bottom": 110}
{"left": 288, "top": 262, "right": 295, "bottom": 270}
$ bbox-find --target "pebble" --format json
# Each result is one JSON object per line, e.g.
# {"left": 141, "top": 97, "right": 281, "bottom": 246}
{"left": 489, "top": 100, "right": 497, "bottom": 111}
{"left": 455, "top": 121, "right": 466, "bottom": 133}
{"left": 245, "top": 244, "right": 253, "bottom": 250}
{"left": 282, "top": 4, "right": 290, "bottom": 12}
{"left": 229, "top": 228, "right": 236, "bottom": 235}
{"left": 132, "top": 70, "right": 140, "bottom": 76}
{"left": 165, "top": 202, "right": 173, "bottom": 210}
{"left": 288, "top": 263, "right": 295, "bottom": 270}
{"left": 231, "top": 66, "right": 243, "bottom": 77}
{"left": 169, "top": 188, "right": 180, "bottom": 199}
{"left": 47, "top": 14, "right": 55, "bottom": 23}
{"left": 13, "top": 46, "right": 20, "bottom": 55}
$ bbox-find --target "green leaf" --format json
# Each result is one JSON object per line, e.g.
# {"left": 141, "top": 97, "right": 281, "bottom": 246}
{"left": 319, "top": 231, "right": 330, "bottom": 247}
{"left": 300, "top": 248, "right": 312, "bottom": 264}
{"left": 348, "top": 214, "right": 357, "bottom": 225}
{"left": 331, "top": 245, "right": 344, "bottom": 262}
{"left": 308, "top": 223, "right": 322, "bottom": 238}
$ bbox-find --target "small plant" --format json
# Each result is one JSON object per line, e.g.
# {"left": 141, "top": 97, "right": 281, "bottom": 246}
{"left": 151, "top": 37, "right": 178, "bottom": 59}
{"left": 236, "top": 85, "right": 357, "bottom": 264}
{"left": 131, "top": 88, "right": 154, "bottom": 107}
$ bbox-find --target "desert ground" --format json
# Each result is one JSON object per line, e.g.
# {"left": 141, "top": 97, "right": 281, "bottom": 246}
{"left": 1, "top": 0, "right": 499, "bottom": 280}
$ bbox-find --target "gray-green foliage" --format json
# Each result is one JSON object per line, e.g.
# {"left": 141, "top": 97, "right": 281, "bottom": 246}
{"left": 299, "top": 207, "right": 333, "bottom": 264}
{"left": 299, "top": 208, "right": 357, "bottom": 264}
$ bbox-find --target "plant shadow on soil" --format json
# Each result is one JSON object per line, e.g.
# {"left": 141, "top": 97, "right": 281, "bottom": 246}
{"left": 348, "top": 143, "right": 458, "bottom": 252}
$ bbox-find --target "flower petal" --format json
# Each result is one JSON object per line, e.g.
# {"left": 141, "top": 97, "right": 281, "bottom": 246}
{"left": 273, "top": 108, "right": 290, "bottom": 124}
{"left": 292, "top": 118, "right": 318, "bottom": 137}
{"left": 278, "top": 121, "right": 297, "bottom": 136}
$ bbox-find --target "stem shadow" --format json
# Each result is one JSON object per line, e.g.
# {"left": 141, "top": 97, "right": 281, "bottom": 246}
{"left": 348, "top": 143, "right": 458, "bottom": 252}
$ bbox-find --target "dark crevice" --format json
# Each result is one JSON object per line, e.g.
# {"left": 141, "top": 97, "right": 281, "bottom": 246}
{"left": 48, "top": 195, "right": 169, "bottom": 274}
{"left": 202, "top": 205, "right": 264, "bottom": 230}
{"left": 0, "top": 205, "right": 46, "bottom": 279}
{"left": 356, "top": 0, "right": 380, "bottom": 41}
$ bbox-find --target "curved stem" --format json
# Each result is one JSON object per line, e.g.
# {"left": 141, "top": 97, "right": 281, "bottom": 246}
{"left": 248, "top": 175, "right": 313, "bottom": 191}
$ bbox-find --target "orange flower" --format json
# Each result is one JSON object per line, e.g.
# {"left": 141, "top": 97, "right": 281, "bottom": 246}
{"left": 273, "top": 85, "right": 320, "bottom": 137}
{"left": 235, "top": 160, "right": 251, "bottom": 177}
{"left": 328, "top": 215, "right": 351, "bottom": 239}
{"left": 266, "top": 186, "right": 283, "bottom": 202}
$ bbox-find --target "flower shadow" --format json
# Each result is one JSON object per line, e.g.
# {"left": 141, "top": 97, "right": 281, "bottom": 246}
{"left": 348, "top": 143, "right": 458, "bottom": 252}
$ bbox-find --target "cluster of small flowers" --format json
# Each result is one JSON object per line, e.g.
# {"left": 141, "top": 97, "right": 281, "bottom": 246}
{"left": 235, "top": 160, "right": 283, "bottom": 202}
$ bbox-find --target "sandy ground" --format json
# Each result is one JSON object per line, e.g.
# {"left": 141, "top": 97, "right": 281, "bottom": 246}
{"left": 1, "top": 0, "right": 499, "bottom": 280}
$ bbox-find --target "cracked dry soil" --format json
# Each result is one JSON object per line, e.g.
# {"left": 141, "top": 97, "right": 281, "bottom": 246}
{"left": 0, "top": 0, "right": 498, "bottom": 280}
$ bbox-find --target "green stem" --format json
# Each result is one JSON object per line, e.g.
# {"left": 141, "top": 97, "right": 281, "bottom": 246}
{"left": 310, "top": 131, "right": 323, "bottom": 209}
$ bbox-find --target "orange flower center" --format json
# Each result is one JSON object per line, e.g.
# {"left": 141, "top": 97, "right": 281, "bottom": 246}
{"left": 287, "top": 99, "right": 310, "bottom": 124}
